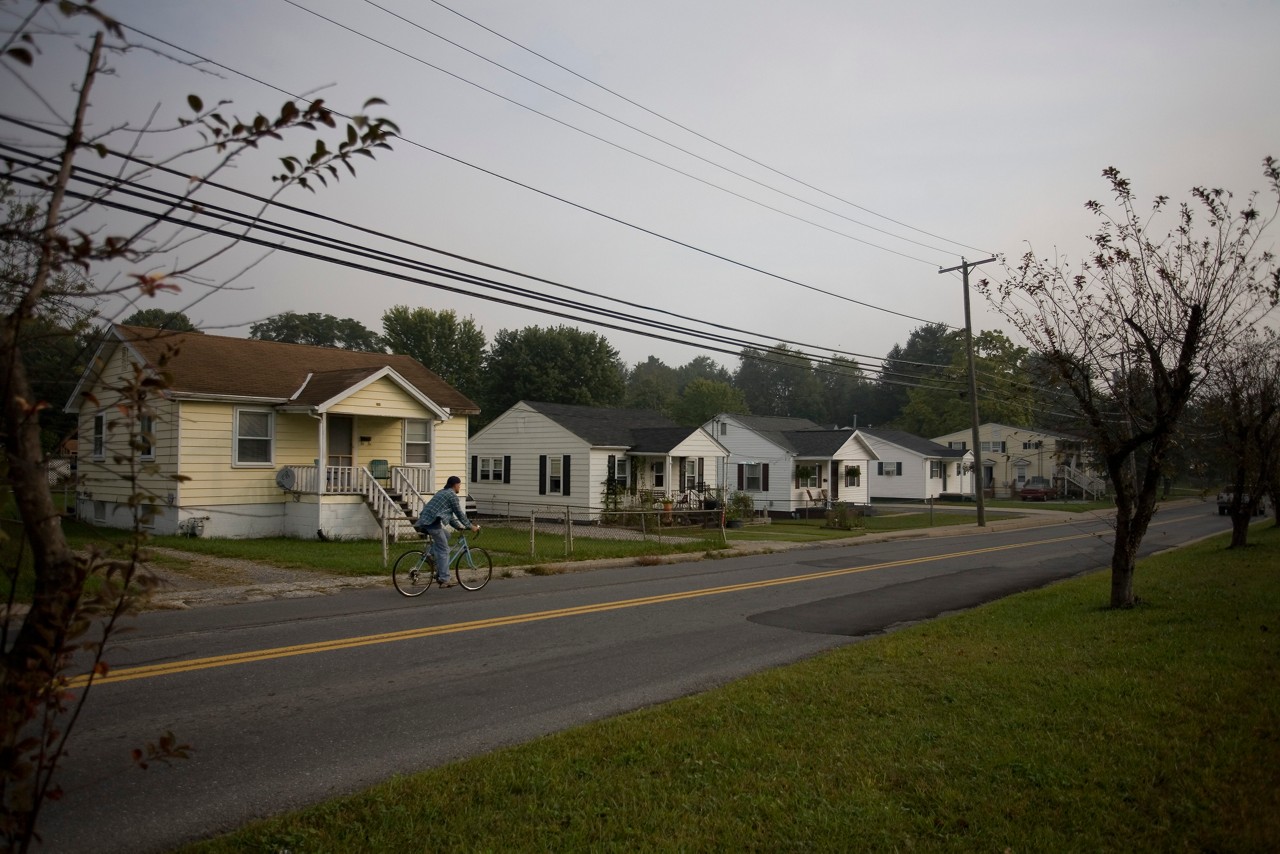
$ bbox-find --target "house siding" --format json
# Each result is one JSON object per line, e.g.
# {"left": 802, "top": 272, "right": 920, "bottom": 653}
{"left": 468, "top": 404, "right": 587, "bottom": 513}
{"left": 329, "top": 377, "right": 427, "bottom": 419}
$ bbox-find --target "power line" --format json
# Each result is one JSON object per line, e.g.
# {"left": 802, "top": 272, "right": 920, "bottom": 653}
{"left": 108, "top": 22, "right": 956, "bottom": 330}
{"left": 276, "top": 0, "right": 943, "bottom": 266}
{"left": 416, "top": 0, "right": 993, "bottom": 257}
{"left": 347, "top": 0, "right": 968, "bottom": 260}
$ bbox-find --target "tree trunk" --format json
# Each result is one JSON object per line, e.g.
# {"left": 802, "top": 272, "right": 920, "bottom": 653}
{"left": 1229, "top": 511, "right": 1252, "bottom": 548}
{"left": 1110, "top": 506, "right": 1140, "bottom": 608}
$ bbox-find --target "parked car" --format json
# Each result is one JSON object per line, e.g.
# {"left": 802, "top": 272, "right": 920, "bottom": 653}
{"left": 1019, "top": 482, "right": 1059, "bottom": 501}
{"left": 1216, "top": 489, "right": 1267, "bottom": 516}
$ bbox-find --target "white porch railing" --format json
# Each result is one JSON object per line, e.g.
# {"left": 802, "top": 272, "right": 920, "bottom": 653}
{"left": 1056, "top": 465, "right": 1106, "bottom": 499}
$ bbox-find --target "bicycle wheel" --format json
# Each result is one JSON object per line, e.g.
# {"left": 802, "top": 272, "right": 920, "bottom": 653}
{"left": 454, "top": 546, "right": 492, "bottom": 590}
{"left": 392, "top": 550, "right": 434, "bottom": 597}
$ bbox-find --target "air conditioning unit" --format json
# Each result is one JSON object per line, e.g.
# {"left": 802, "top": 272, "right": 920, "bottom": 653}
{"left": 883, "top": 469, "right": 897, "bottom": 477}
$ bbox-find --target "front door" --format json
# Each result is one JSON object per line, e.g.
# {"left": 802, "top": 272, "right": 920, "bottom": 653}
{"left": 327, "top": 415, "right": 354, "bottom": 490}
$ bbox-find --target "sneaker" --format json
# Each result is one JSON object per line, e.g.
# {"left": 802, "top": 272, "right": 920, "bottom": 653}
{"left": 436, "top": 579, "right": 455, "bottom": 588}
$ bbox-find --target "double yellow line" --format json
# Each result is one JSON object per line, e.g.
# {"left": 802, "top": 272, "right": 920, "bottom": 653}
{"left": 72, "top": 532, "right": 1094, "bottom": 688}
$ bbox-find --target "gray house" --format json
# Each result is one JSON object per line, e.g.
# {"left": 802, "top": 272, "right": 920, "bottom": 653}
{"left": 861, "top": 428, "right": 973, "bottom": 501}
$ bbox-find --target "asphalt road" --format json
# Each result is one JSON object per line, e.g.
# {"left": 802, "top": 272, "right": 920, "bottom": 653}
{"left": 42, "top": 503, "right": 1233, "bottom": 852}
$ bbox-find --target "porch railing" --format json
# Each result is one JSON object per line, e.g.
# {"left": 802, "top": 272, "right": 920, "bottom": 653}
{"left": 1056, "top": 465, "right": 1106, "bottom": 499}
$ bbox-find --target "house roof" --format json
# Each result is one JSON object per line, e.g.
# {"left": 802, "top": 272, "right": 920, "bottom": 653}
{"left": 862, "top": 428, "right": 966, "bottom": 459}
{"left": 727, "top": 414, "right": 822, "bottom": 453}
{"left": 523, "top": 401, "right": 680, "bottom": 447}
{"left": 95, "top": 325, "right": 479, "bottom": 414}
{"left": 629, "top": 426, "right": 704, "bottom": 454}
{"left": 784, "top": 429, "right": 859, "bottom": 457}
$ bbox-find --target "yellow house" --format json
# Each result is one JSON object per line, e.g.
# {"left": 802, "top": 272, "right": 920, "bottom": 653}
{"left": 66, "top": 324, "right": 479, "bottom": 540}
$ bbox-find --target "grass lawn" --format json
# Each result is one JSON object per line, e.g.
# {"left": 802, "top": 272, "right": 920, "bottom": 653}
{"left": 183, "top": 522, "right": 1280, "bottom": 852}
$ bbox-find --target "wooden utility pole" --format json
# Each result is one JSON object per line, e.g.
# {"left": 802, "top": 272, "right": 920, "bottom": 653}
{"left": 939, "top": 256, "right": 997, "bottom": 527}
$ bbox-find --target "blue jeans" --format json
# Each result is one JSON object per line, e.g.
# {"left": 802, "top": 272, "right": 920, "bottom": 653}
{"left": 425, "top": 524, "right": 451, "bottom": 582}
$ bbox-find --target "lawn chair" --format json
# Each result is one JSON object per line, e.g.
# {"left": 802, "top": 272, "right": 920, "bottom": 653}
{"left": 368, "top": 459, "right": 390, "bottom": 483}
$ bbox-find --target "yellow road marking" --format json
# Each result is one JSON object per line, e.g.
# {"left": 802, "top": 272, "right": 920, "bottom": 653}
{"left": 72, "top": 531, "right": 1099, "bottom": 688}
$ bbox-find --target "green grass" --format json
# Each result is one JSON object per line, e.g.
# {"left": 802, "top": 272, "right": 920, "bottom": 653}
{"left": 184, "top": 524, "right": 1280, "bottom": 853}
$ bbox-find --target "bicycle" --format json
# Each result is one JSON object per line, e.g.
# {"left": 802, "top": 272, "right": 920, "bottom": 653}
{"left": 393, "top": 528, "right": 492, "bottom": 596}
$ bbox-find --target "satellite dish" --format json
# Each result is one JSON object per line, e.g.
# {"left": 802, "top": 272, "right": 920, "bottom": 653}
{"left": 275, "top": 467, "right": 298, "bottom": 491}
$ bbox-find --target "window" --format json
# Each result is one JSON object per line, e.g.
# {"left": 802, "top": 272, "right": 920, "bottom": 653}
{"left": 1016, "top": 464, "right": 1028, "bottom": 484}
{"left": 478, "top": 457, "right": 505, "bottom": 481}
{"left": 795, "top": 464, "right": 818, "bottom": 488}
{"left": 92, "top": 413, "right": 105, "bottom": 458}
{"left": 877, "top": 462, "right": 903, "bottom": 476}
{"left": 719, "top": 422, "right": 727, "bottom": 436}
{"left": 745, "top": 463, "right": 762, "bottom": 492}
{"left": 139, "top": 414, "right": 155, "bottom": 460}
{"left": 684, "top": 459, "right": 697, "bottom": 490}
{"left": 615, "top": 457, "right": 629, "bottom": 489}
{"left": 548, "top": 456, "right": 563, "bottom": 494}
{"left": 930, "top": 460, "right": 943, "bottom": 479}
{"left": 981, "top": 441, "right": 1007, "bottom": 453}
{"left": 405, "top": 419, "right": 431, "bottom": 464}
{"left": 234, "top": 409, "right": 273, "bottom": 465}
{"left": 949, "top": 441, "right": 966, "bottom": 450}
{"left": 651, "top": 460, "right": 665, "bottom": 489}
{"left": 956, "top": 462, "right": 963, "bottom": 476}
{"left": 844, "top": 466, "right": 860, "bottom": 488}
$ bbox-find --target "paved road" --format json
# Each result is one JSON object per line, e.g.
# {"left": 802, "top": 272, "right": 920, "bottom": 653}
{"left": 43, "top": 503, "right": 1233, "bottom": 852}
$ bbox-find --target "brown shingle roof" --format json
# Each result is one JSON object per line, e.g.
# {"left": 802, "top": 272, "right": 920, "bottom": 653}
{"left": 112, "top": 325, "right": 479, "bottom": 413}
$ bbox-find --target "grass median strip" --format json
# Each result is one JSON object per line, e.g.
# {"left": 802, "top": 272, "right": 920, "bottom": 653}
{"left": 186, "top": 525, "right": 1279, "bottom": 852}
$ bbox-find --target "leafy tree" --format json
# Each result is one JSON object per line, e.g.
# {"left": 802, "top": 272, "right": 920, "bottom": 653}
{"left": 1204, "top": 328, "right": 1280, "bottom": 547}
{"left": 982, "top": 160, "right": 1279, "bottom": 608}
{"left": 0, "top": 9, "right": 396, "bottom": 847}
{"left": 674, "top": 355, "right": 733, "bottom": 391}
{"left": 624, "top": 356, "right": 679, "bottom": 414}
{"left": 381, "top": 306, "right": 484, "bottom": 398}
{"left": 249, "top": 311, "right": 383, "bottom": 351}
{"left": 671, "top": 378, "right": 748, "bottom": 426}
{"left": 866, "top": 323, "right": 953, "bottom": 427}
{"left": 120, "top": 308, "right": 197, "bottom": 332}
{"left": 734, "top": 344, "right": 826, "bottom": 421}
{"left": 819, "top": 354, "right": 874, "bottom": 429}
{"left": 481, "top": 325, "right": 625, "bottom": 421}
{"left": 896, "top": 330, "right": 1032, "bottom": 438}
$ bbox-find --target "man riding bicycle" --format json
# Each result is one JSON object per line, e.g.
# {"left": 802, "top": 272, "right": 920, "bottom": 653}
{"left": 414, "top": 476, "right": 479, "bottom": 588}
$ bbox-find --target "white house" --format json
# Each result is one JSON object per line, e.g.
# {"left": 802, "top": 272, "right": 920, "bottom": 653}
{"left": 467, "top": 401, "right": 728, "bottom": 518}
{"left": 861, "top": 428, "right": 973, "bottom": 501}
{"left": 703, "top": 414, "right": 878, "bottom": 517}
{"left": 930, "top": 422, "right": 1103, "bottom": 498}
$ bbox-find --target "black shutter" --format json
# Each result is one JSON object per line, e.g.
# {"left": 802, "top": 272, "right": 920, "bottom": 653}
{"left": 607, "top": 454, "right": 616, "bottom": 479}
{"left": 737, "top": 464, "right": 744, "bottom": 490}
{"left": 470, "top": 455, "right": 478, "bottom": 482}
{"left": 503, "top": 455, "right": 511, "bottom": 483}
{"left": 896, "top": 462, "right": 903, "bottom": 476}
{"left": 539, "top": 455, "right": 547, "bottom": 495}
{"left": 762, "top": 463, "right": 770, "bottom": 492}
{"left": 877, "top": 461, "right": 884, "bottom": 475}
{"left": 562, "top": 454, "right": 571, "bottom": 497}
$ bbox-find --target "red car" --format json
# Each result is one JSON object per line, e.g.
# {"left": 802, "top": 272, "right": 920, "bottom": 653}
{"left": 1019, "top": 484, "right": 1059, "bottom": 501}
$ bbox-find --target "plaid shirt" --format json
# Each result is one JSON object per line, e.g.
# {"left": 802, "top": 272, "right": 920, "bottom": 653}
{"left": 416, "top": 486, "right": 471, "bottom": 530}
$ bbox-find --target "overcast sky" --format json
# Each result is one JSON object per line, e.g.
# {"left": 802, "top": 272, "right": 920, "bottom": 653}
{"left": 3, "top": 0, "right": 1278, "bottom": 374}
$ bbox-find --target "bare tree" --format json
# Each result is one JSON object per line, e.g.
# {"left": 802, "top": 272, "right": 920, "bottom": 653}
{"left": 981, "top": 159, "right": 1280, "bottom": 608}
{"left": 1206, "top": 328, "right": 1280, "bottom": 547}
{"left": 0, "top": 4, "right": 396, "bottom": 848}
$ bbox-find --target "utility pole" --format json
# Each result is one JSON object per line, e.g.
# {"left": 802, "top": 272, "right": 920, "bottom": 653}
{"left": 939, "top": 256, "right": 997, "bottom": 527}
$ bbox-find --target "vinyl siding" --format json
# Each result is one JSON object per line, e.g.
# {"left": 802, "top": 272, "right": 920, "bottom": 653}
{"left": 468, "top": 403, "right": 593, "bottom": 512}
{"left": 329, "top": 377, "right": 430, "bottom": 419}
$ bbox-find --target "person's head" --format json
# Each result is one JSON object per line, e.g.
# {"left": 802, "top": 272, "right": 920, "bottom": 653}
{"left": 446, "top": 475, "right": 462, "bottom": 493}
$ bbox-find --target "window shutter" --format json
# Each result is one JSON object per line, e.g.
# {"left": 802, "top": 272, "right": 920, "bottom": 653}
{"left": 539, "top": 455, "right": 547, "bottom": 495}
{"left": 470, "top": 455, "right": 478, "bottom": 482}
{"left": 762, "top": 463, "right": 770, "bottom": 492}
{"left": 607, "top": 454, "right": 616, "bottom": 478}
{"left": 877, "top": 462, "right": 884, "bottom": 475}
{"left": 503, "top": 455, "right": 511, "bottom": 484}
{"left": 562, "top": 454, "right": 571, "bottom": 497}
{"left": 697, "top": 457, "right": 704, "bottom": 482}
{"left": 896, "top": 462, "right": 903, "bottom": 476}
{"left": 737, "top": 464, "right": 744, "bottom": 490}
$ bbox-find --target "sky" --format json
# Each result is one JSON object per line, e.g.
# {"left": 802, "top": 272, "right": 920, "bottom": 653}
{"left": 3, "top": 0, "right": 1278, "bottom": 376}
